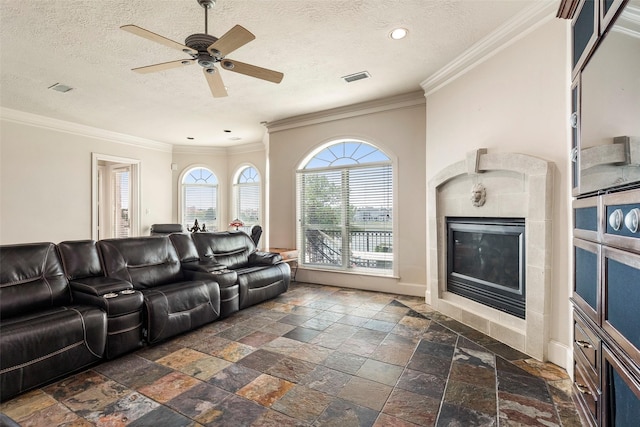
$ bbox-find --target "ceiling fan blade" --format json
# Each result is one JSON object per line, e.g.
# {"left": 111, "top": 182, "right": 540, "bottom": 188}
{"left": 132, "top": 59, "right": 195, "bottom": 74}
{"left": 220, "top": 59, "right": 283, "bottom": 84}
{"left": 207, "top": 25, "right": 255, "bottom": 57}
{"left": 121, "top": 24, "right": 197, "bottom": 55}
{"left": 203, "top": 67, "right": 228, "bottom": 97}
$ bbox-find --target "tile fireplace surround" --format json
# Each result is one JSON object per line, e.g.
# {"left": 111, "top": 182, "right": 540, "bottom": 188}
{"left": 427, "top": 149, "right": 554, "bottom": 361}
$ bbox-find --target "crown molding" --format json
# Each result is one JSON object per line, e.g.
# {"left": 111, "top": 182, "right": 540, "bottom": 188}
{"left": 421, "top": 1, "right": 558, "bottom": 97}
{"left": 172, "top": 141, "right": 265, "bottom": 155}
{"left": 616, "top": 4, "right": 640, "bottom": 39}
{"left": 172, "top": 144, "right": 228, "bottom": 155}
{"left": 266, "top": 91, "right": 425, "bottom": 133}
{"left": 0, "top": 107, "right": 173, "bottom": 153}
{"left": 556, "top": 0, "right": 580, "bottom": 19}
{"left": 227, "top": 141, "right": 266, "bottom": 155}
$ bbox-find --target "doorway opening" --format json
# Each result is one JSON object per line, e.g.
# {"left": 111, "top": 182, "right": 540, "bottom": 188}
{"left": 92, "top": 154, "right": 140, "bottom": 240}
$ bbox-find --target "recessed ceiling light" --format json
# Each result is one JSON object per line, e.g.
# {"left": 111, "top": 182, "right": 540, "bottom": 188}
{"left": 224, "top": 129, "right": 232, "bottom": 133}
{"left": 187, "top": 137, "right": 194, "bottom": 140}
{"left": 389, "top": 28, "right": 408, "bottom": 40}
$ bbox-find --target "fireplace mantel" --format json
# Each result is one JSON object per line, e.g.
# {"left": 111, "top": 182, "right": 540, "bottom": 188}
{"left": 427, "top": 149, "right": 554, "bottom": 361}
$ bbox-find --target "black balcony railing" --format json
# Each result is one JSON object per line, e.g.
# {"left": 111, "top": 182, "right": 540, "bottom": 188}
{"left": 304, "top": 229, "right": 392, "bottom": 270}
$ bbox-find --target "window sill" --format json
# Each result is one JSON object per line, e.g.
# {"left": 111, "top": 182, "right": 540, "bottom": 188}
{"left": 298, "top": 266, "right": 399, "bottom": 280}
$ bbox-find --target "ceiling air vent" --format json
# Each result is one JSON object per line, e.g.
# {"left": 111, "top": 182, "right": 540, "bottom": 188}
{"left": 342, "top": 71, "right": 371, "bottom": 83}
{"left": 48, "top": 83, "right": 74, "bottom": 93}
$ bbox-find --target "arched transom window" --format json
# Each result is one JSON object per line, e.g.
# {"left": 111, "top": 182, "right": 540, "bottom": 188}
{"left": 297, "top": 140, "right": 393, "bottom": 274}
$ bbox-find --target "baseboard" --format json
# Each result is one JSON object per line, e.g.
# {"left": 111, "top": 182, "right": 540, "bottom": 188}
{"left": 547, "top": 339, "right": 571, "bottom": 371}
{"left": 295, "top": 269, "right": 426, "bottom": 297}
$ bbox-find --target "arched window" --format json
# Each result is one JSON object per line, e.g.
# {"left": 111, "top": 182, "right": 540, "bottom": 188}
{"left": 297, "top": 140, "right": 393, "bottom": 274}
{"left": 181, "top": 167, "right": 218, "bottom": 231}
{"left": 233, "top": 166, "right": 261, "bottom": 228}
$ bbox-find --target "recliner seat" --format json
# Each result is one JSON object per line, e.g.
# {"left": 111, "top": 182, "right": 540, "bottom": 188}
{"left": 0, "top": 243, "right": 107, "bottom": 401}
{"left": 98, "top": 236, "right": 221, "bottom": 344}
{"left": 58, "top": 239, "right": 145, "bottom": 359}
{"left": 169, "top": 232, "right": 240, "bottom": 318}
{"left": 192, "top": 232, "right": 290, "bottom": 309}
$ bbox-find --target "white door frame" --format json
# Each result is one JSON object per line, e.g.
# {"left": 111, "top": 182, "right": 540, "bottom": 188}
{"left": 92, "top": 153, "right": 141, "bottom": 240}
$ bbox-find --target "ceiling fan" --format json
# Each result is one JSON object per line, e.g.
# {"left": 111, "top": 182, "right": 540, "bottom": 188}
{"left": 121, "top": 0, "right": 283, "bottom": 97}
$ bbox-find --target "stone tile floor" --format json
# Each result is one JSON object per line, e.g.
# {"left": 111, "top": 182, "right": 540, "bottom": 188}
{"left": 0, "top": 283, "right": 583, "bottom": 426}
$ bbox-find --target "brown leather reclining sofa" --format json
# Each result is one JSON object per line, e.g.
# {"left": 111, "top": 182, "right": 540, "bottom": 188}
{"left": 0, "top": 231, "right": 290, "bottom": 401}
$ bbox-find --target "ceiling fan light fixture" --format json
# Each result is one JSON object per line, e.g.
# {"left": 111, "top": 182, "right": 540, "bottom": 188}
{"left": 222, "top": 60, "right": 235, "bottom": 70}
{"left": 389, "top": 27, "right": 408, "bottom": 40}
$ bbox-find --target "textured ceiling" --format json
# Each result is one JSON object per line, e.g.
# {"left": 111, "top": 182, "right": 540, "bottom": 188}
{"left": 1, "top": 0, "right": 546, "bottom": 147}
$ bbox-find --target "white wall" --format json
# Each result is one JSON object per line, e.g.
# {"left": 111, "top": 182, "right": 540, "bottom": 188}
{"left": 267, "top": 94, "right": 427, "bottom": 296}
{"left": 0, "top": 115, "right": 173, "bottom": 244}
{"left": 425, "top": 18, "right": 571, "bottom": 366}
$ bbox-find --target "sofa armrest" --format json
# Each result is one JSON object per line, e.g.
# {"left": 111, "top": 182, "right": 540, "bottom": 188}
{"left": 249, "top": 251, "right": 283, "bottom": 266}
{"left": 181, "top": 260, "right": 227, "bottom": 273}
{"left": 183, "top": 269, "right": 238, "bottom": 289}
{"left": 71, "top": 278, "right": 143, "bottom": 320}
{"left": 70, "top": 276, "right": 133, "bottom": 296}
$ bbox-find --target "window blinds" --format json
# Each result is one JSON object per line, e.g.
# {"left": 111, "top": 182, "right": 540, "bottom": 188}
{"left": 183, "top": 185, "right": 217, "bottom": 231}
{"left": 297, "top": 163, "right": 392, "bottom": 272}
{"left": 114, "top": 169, "right": 130, "bottom": 238}
{"left": 235, "top": 183, "right": 260, "bottom": 225}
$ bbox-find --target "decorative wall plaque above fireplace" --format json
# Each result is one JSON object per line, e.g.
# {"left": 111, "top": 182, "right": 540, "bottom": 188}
{"left": 446, "top": 217, "right": 526, "bottom": 319}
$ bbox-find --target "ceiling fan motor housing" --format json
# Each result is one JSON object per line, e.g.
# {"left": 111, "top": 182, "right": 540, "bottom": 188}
{"left": 185, "top": 33, "right": 221, "bottom": 67}
{"left": 197, "top": 0, "right": 216, "bottom": 9}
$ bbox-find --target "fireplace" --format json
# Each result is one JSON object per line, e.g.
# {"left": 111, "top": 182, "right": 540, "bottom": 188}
{"left": 447, "top": 217, "right": 526, "bottom": 319}
{"left": 428, "top": 149, "right": 553, "bottom": 360}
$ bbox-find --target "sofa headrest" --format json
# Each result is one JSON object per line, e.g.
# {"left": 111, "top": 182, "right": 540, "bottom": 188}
{"left": 98, "top": 237, "right": 182, "bottom": 289}
{"left": 192, "top": 232, "right": 256, "bottom": 269}
{"left": 150, "top": 224, "right": 184, "bottom": 236}
{"left": 250, "top": 225, "right": 263, "bottom": 247}
{"left": 0, "top": 242, "right": 71, "bottom": 319}
{"left": 168, "top": 233, "right": 200, "bottom": 263}
{"left": 58, "top": 240, "right": 104, "bottom": 280}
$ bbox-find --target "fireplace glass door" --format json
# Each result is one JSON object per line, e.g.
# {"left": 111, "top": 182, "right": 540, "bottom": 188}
{"left": 447, "top": 217, "right": 526, "bottom": 319}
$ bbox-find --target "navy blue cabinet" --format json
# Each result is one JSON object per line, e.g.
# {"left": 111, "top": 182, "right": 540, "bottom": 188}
{"left": 572, "top": 189, "right": 640, "bottom": 426}
{"left": 565, "top": 0, "right": 640, "bottom": 423}
{"left": 572, "top": 0, "right": 598, "bottom": 77}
